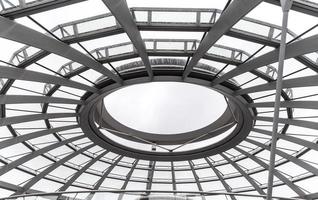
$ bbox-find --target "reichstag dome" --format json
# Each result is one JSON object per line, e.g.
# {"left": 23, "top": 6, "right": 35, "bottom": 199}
{"left": 0, "top": 0, "right": 317, "bottom": 199}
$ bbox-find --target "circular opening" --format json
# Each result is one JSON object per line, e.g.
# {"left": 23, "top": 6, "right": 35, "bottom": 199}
{"left": 104, "top": 82, "right": 227, "bottom": 134}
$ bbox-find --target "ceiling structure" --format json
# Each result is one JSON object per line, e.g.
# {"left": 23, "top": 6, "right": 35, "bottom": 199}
{"left": 0, "top": 0, "right": 318, "bottom": 199}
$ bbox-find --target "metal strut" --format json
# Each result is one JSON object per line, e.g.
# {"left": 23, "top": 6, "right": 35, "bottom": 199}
{"left": 266, "top": 0, "right": 293, "bottom": 199}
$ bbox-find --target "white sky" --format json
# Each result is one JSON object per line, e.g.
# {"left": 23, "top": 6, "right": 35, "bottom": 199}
{"left": 104, "top": 82, "right": 227, "bottom": 134}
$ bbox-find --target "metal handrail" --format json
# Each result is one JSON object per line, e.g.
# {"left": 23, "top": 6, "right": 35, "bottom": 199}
{"left": 7, "top": 7, "right": 306, "bottom": 65}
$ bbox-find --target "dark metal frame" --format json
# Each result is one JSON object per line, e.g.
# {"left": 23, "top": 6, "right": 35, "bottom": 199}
{"left": 0, "top": 0, "right": 317, "bottom": 198}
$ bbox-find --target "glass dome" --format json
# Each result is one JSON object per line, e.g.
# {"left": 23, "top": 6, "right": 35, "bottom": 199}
{"left": 0, "top": 0, "right": 317, "bottom": 199}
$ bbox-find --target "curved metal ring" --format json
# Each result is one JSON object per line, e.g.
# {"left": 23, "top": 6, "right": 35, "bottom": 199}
{"left": 78, "top": 67, "right": 254, "bottom": 161}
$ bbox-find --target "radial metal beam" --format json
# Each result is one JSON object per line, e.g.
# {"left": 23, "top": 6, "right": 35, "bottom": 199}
{"left": 15, "top": 144, "right": 94, "bottom": 195}
{"left": 0, "top": 113, "right": 77, "bottom": 127}
{"left": 182, "top": 0, "right": 263, "bottom": 78}
{"left": 58, "top": 150, "right": 108, "bottom": 192}
{"left": 256, "top": 116, "right": 318, "bottom": 130}
{"left": 0, "top": 124, "right": 79, "bottom": 150}
{"left": 253, "top": 128, "right": 318, "bottom": 152}
{"left": 0, "top": 135, "right": 85, "bottom": 177}
{"left": 212, "top": 33, "right": 318, "bottom": 85}
{"left": 101, "top": 0, "right": 153, "bottom": 78}
{"left": 0, "top": 16, "right": 122, "bottom": 84}
{"left": 93, "top": 155, "right": 123, "bottom": 189}
{"left": 0, "top": 0, "right": 87, "bottom": 19}
{"left": 146, "top": 161, "right": 155, "bottom": 192}
{"left": 0, "top": 180, "right": 24, "bottom": 192}
{"left": 298, "top": 192, "right": 318, "bottom": 199}
{"left": 120, "top": 160, "right": 138, "bottom": 190}
{"left": 145, "top": 146, "right": 156, "bottom": 196}
{"left": 220, "top": 153, "right": 266, "bottom": 196}
{"left": 0, "top": 95, "right": 83, "bottom": 105}
{"left": 118, "top": 159, "right": 139, "bottom": 200}
{"left": 235, "top": 74, "right": 318, "bottom": 95}
{"left": 0, "top": 65, "right": 97, "bottom": 93}
{"left": 171, "top": 162, "right": 177, "bottom": 191}
{"left": 188, "top": 161, "right": 206, "bottom": 200}
{"left": 246, "top": 138, "right": 318, "bottom": 176}
{"left": 0, "top": 180, "right": 40, "bottom": 194}
{"left": 249, "top": 101, "right": 318, "bottom": 109}
{"left": 205, "top": 158, "right": 237, "bottom": 200}
{"left": 234, "top": 147, "right": 306, "bottom": 196}
{"left": 85, "top": 155, "right": 124, "bottom": 200}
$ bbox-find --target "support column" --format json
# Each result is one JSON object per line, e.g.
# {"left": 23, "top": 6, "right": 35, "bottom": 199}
{"left": 145, "top": 145, "right": 156, "bottom": 198}
{"left": 266, "top": 0, "right": 293, "bottom": 199}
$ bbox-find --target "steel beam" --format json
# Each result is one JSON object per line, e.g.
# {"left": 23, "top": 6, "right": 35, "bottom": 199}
{"left": 249, "top": 101, "right": 318, "bottom": 109}
{"left": 93, "top": 155, "right": 123, "bottom": 189}
{"left": 120, "top": 159, "right": 138, "bottom": 189}
{"left": 235, "top": 74, "right": 318, "bottom": 96}
{"left": 253, "top": 128, "right": 318, "bottom": 152}
{"left": 256, "top": 116, "right": 318, "bottom": 130}
{"left": 0, "top": 95, "right": 83, "bottom": 105}
{"left": 101, "top": 0, "right": 153, "bottom": 78}
{"left": 0, "top": 0, "right": 87, "bottom": 19}
{"left": 171, "top": 162, "right": 177, "bottom": 191}
{"left": 212, "top": 33, "right": 318, "bottom": 85}
{"left": 146, "top": 161, "right": 155, "bottom": 192}
{"left": 0, "top": 125, "right": 79, "bottom": 150}
{"left": 266, "top": 1, "right": 292, "bottom": 198}
{"left": 0, "top": 180, "right": 24, "bottom": 192}
{"left": 15, "top": 144, "right": 94, "bottom": 195}
{"left": 205, "top": 158, "right": 237, "bottom": 200}
{"left": 0, "top": 16, "right": 122, "bottom": 84}
{"left": 0, "top": 113, "right": 77, "bottom": 127}
{"left": 182, "top": 0, "right": 263, "bottom": 78}
{"left": 146, "top": 146, "right": 156, "bottom": 195}
{"left": 220, "top": 153, "right": 266, "bottom": 196}
{"left": 298, "top": 192, "right": 318, "bottom": 199}
{"left": 0, "top": 135, "right": 85, "bottom": 176}
{"left": 0, "top": 65, "right": 97, "bottom": 93}
{"left": 0, "top": 180, "right": 40, "bottom": 194}
{"left": 246, "top": 138, "right": 318, "bottom": 176}
{"left": 85, "top": 155, "right": 123, "bottom": 200}
{"left": 234, "top": 147, "right": 306, "bottom": 196}
{"left": 118, "top": 159, "right": 139, "bottom": 200}
{"left": 58, "top": 150, "right": 108, "bottom": 192}
{"left": 188, "top": 161, "right": 206, "bottom": 200}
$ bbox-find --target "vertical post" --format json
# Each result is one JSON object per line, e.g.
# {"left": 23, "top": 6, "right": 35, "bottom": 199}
{"left": 266, "top": 1, "right": 293, "bottom": 199}
{"left": 19, "top": 0, "right": 26, "bottom": 8}
{"left": 145, "top": 145, "right": 156, "bottom": 198}
{"left": 171, "top": 161, "right": 177, "bottom": 193}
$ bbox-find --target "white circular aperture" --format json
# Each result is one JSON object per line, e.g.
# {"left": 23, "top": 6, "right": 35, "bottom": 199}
{"left": 104, "top": 82, "right": 227, "bottom": 134}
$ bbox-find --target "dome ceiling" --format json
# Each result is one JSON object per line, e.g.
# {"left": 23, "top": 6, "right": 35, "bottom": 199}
{"left": 0, "top": 0, "right": 317, "bottom": 199}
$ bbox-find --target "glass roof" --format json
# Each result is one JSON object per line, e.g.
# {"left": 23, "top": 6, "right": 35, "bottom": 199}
{"left": 0, "top": 0, "right": 318, "bottom": 199}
